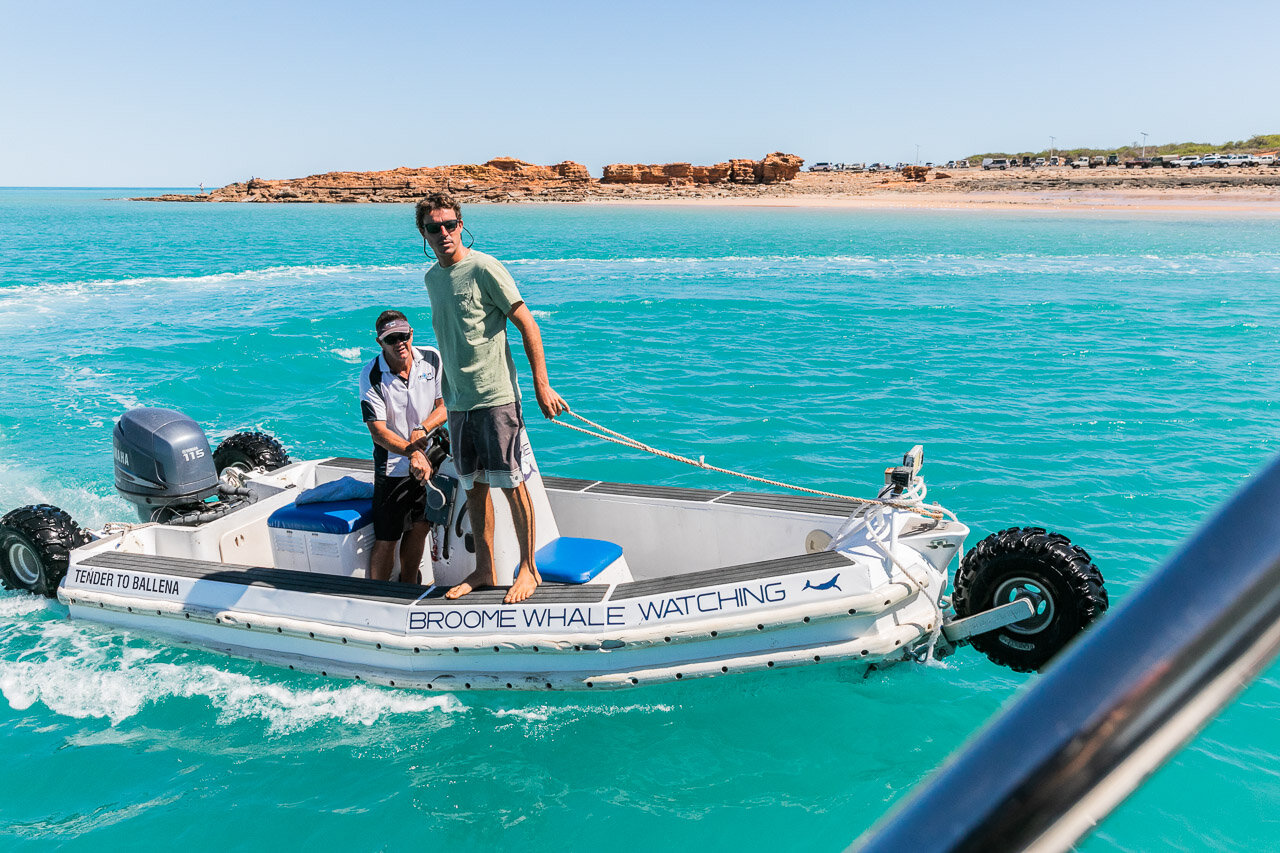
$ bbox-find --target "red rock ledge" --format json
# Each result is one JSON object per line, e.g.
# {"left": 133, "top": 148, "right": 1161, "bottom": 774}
{"left": 133, "top": 154, "right": 804, "bottom": 203}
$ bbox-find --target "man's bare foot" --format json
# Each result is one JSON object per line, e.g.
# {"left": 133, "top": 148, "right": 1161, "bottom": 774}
{"left": 504, "top": 565, "right": 542, "bottom": 604}
{"left": 446, "top": 568, "right": 493, "bottom": 599}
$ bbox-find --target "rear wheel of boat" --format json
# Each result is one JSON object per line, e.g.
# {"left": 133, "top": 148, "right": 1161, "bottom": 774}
{"left": 0, "top": 504, "right": 92, "bottom": 597}
{"left": 953, "top": 526, "right": 1107, "bottom": 673}
{"left": 213, "top": 431, "right": 290, "bottom": 475}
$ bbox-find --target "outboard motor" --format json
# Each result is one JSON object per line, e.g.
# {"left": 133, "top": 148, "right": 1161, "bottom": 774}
{"left": 114, "top": 407, "right": 219, "bottom": 522}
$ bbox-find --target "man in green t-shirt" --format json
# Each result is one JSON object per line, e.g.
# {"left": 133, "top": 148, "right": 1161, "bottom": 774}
{"left": 416, "top": 192, "right": 568, "bottom": 604}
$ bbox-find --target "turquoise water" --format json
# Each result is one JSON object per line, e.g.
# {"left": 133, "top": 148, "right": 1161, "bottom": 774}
{"left": 2, "top": 189, "right": 1279, "bottom": 850}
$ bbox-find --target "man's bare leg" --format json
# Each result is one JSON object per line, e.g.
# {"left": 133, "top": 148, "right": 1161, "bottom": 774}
{"left": 503, "top": 481, "right": 541, "bottom": 604}
{"left": 398, "top": 521, "right": 430, "bottom": 584}
{"left": 446, "top": 483, "right": 495, "bottom": 599}
{"left": 370, "top": 540, "right": 397, "bottom": 581}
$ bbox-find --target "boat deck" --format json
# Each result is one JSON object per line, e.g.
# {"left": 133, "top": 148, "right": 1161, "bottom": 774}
{"left": 78, "top": 548, "right": 853, "bottom": 605}
{"left": 318, "top": 457, "right": 863, "bottom": 519}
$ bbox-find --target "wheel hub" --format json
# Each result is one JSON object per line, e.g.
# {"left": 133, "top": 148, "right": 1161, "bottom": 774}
{"left": 993, "top": 576, "right": 1055, "bottom": 635}
{"left": 6, "top": 540, "right": 41, "bottom": 586}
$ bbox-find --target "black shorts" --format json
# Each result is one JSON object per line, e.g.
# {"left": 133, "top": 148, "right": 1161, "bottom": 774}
{"left": 372, "top": 474, "right": 426, "bottom": 541}
{"left": 448, "top": 402, "right": 526, "bottom": 490}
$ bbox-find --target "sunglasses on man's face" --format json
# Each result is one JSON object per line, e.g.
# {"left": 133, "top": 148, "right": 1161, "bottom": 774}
{"left": 381, "top": 333, "right": 411, "bottom": 347}
{"left": 424, "top": 219, "right": 460, "bottom": 235}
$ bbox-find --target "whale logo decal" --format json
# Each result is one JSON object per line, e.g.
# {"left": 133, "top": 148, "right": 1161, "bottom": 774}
{"left": 803, "top": 574, "right": 842, "bottom": 592}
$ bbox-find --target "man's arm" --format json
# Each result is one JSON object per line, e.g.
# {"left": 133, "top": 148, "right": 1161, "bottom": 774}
{"left": 417, "top": 397, "right": 447, "bottom": 434}
{"left": 366, "top": 421, "right": 422, "bottom": 458}
{"left": 508, "top": 302, "right": 568, "bottom": 418}
{"left": 405, "top": 398, "right": 448, "bottom": 481}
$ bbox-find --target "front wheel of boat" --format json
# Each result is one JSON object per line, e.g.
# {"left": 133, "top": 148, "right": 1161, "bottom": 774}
{"left": 0, "top": 505, "right": 92, "bottom": 598}
{"left": 953, "top": 526, "right": 1108, "bottom": 673}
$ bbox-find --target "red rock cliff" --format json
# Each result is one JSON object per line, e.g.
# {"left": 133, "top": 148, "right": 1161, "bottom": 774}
{"left": 601, "top": 153, "right": 804, "bottom": 185}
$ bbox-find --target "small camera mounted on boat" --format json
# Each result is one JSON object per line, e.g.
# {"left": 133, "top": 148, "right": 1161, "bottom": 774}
{"left": 884, "top": 445, "right": 924, "bottom": 495}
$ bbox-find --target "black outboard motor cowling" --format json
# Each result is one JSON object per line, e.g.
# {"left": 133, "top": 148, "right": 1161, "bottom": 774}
{"left": 114, "top": 407, "right": 219, "bottom": 521}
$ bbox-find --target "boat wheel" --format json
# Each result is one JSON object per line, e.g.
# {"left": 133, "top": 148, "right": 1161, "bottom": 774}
{"left": 213, "top": 431, "right": 291, "bottom": 475}
{"left": 953, "top": 526, "right": 1107, "bottom": 673}
{"left": 0, "top": 504, "right": 92, "bottom": 598}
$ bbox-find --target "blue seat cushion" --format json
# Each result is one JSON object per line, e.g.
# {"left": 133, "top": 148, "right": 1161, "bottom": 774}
{"left": 535, "top": 537, "right": 624, "bottom": 584}
{"left": 267, "top": 499, "right": 374, "bottom": 535}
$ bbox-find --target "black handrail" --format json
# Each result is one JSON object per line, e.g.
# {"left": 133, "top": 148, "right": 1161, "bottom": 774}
{"left": 854, "top": 454, "right": 1280, "bottom": 853}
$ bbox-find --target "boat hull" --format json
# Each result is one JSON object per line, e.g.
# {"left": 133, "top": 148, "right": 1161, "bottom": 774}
{"left": 56, "top": 456, "right": 963, "bottom": 690}
{"left": 60, "top": 545, "right": 944, "bottom": 690}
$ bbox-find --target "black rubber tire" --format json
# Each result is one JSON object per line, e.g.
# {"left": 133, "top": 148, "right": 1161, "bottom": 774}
{"left": 0, "top": 504, "right": 93, "bottom": 598}
{"left": 213, "top": 431, "right": 290, "bottom": 474}
{"left": 953, "top": 526, "right": 1108, "bottom": 673}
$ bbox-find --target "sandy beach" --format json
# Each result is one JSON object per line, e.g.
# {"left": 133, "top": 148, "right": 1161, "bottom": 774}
{"left": 594, "top": 168, "right": 1280, "bottom": 214}
{"left": 137, "top": 165, "right": 1280, "bottom": 214}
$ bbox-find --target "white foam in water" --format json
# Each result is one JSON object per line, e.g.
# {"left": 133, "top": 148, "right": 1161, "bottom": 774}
{"left": 205, "top": 670, "right": 465, "bottom": 734}
{"left": 331, "top": 347, "right": 364, "bottom": 363}
{"left": 0, "top": 263, "right": 418, "bottom": 332}
{"left": 0, "top": 618, "right": 465, "bottom": 732}
{"left": 0, "top": 460, "right": 132, "bottom": 528}
{"left": 0, "top": 592, "right": 50, "bottom": 618}
{"left": 492, "top": 702, "right": 674, "bottom": 723}
{"left": 8, "top": 263, "right": 415, "bottom": 297}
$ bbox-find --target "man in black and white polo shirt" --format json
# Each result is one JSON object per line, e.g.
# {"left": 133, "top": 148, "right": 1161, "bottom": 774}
{"left": 359, "top": 310, "right": 446, "bottom": 583}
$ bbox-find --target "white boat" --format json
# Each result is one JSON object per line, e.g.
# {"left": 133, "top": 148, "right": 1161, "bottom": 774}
{"left": 0, "top": 408, "right": 1108, "bottom": 691}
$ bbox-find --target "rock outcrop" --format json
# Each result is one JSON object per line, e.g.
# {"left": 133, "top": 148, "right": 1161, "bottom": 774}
{"left": 760, "top": 152, "right": 804, "bottom": 183}
{"left": 601, "top": 153, "right": 803, "bottom": 186}
{"left": 154, "top": 157, "right": 592, "bottom": 204}
{"left": 133, "top": 153, "right": 805, "bottom": 203}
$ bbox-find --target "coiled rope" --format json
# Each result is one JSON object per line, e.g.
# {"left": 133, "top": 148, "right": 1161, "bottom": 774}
{"left": 551, "top": 410, "right": 944, "bottom": 519}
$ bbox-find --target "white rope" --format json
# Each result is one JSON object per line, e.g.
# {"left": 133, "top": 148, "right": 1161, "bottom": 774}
{"left": 97, "top": 521, "right": 144, "bottom": 538}
{"left": 550, "top": 410, "right": 944, "bottom": 519}
{"left": 550, "top": 410, "right": 950, "bottom": 627}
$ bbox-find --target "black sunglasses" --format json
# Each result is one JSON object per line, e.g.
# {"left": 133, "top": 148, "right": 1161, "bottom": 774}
{"left": 380, "top": 333, "right": 411, "bottom": 346}
{"left": 424, "top": 219, "right": 460, "bottom": 235}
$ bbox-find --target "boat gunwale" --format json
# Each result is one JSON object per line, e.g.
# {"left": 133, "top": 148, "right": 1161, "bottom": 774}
{"left": 73, "top": 546, "right": 883, "bottom": 607}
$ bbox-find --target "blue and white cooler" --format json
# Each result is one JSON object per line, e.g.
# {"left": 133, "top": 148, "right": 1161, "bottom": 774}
{"left": 267, "top": 499, "right": 376, "bottom": 577}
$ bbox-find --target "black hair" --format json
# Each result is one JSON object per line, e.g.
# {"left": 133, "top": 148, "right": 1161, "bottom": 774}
{"left": 415, "top": 192, "right": 462, "bottom": 233}
{"left": 375, "top": 309, "right": 408, "bottom": 332}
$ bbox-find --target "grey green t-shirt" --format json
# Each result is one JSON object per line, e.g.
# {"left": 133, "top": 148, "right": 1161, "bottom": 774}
{"left": 423, "top": 250, "right": 523, "bottom": 412}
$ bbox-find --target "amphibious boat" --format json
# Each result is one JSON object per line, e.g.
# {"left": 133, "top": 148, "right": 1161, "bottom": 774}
{"left": 0, "top": 407, "right": 1108, "bottom": 690}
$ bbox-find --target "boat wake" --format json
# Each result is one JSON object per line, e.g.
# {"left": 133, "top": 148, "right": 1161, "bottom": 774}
{"left": 0, "top": 594, "right": 465, "bottom": 733}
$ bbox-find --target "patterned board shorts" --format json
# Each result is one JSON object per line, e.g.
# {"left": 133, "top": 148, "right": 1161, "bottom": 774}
{"left": 448, "top": 402, "right": 526, "bottom": 491}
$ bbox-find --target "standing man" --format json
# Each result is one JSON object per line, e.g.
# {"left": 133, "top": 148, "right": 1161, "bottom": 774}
{"left": 359, "top": 310, "right": 447, "bottom": 584}
{"left": 416, "top": 192, "right": 568, "bottom": 604}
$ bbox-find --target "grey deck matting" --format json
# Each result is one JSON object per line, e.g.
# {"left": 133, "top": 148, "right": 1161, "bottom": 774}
{"left": 541, "top": 476, "right": 599, "bottom": 492}
{"left": 79, "top": 551, "right": 602, "bottom": 606}
{"left": 414, "top": 584, "right": 606, "bottom": 606}
{"left": 323, "top": 460, "right": 858, "bottom": 519}
{"left": 585, "top": 481, "right": 728, "bottom": 502}
{"left": 319, "top": 456, "right": 373, "bottom": 471}
{"left": 80, "top": 551, "right": 426, "bottom": 604}
{"left": 713, "top": 490, "right": 861, "bottom": 518}
{"left": 611, "top": 550, "right": 853, "bottom": 600}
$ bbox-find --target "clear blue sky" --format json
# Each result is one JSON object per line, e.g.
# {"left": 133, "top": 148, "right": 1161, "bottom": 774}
{"left": 2, "top": 0, "right": 1276, "bottom": 186}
